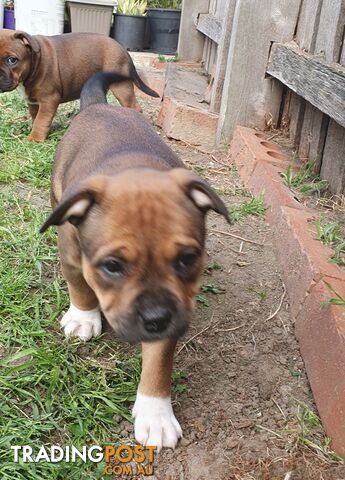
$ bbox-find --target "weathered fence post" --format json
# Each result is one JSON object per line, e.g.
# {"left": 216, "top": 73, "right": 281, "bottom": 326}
{"left": 177, "top": 0, "right": 210, "bottom": 62}
{"left": 216, "top": 0, "right": 301, "bottom": 145}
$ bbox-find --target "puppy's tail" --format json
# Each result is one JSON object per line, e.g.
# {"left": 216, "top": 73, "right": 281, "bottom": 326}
{"left": 128, "top": 54, "right": 160, "bottom": 98}
{"left": 80, "top": 72, "right": 130, "bottom": 111}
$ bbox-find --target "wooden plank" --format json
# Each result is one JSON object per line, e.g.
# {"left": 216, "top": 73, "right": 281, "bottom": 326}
{"left": 210, "top": 0, "right": 237, "bottom": 112}
{"left": 202, "top": 35, "right": 211, "bottom": 72}
{"left": 316, "top": 1, "right": 345, "bottom": 193}
{"left": 298, "top": 103, "right": 329, "bottom": 172}
{"left": 289, "top": 92, "right": 306, "bottom": 146}
{"left": 267, "top": 42, "right": 345, "bottom": 128}
{"left": 320, "top": 120, "right": 345, "bottom": 194}
{"left": 217, "top": 0, "right": 301, "bottom": 145}
{"left": 315, "top": 0, "right": 345, "bottom": 62}
{"left": 288, "top": 0, "right": 322, "bottom": 148}
{"left": 196, "top": 13, "right": 222, "bottom": 44}
{"left": 341, "top": 38, "right": 345, "bottom": 66}
{"left": 295, "top": 0, "right": 323, "bottom": 52}
{"left": 296, "top": 0, "right": 339, "bottom": 174}
{"left": 209, "top": 0, "right": 217, "bottom": 15}
{"left": 177, "top": 0, "right": 210, "bottom": 62}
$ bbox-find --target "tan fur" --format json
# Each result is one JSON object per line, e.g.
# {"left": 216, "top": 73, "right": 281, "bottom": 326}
{"left": 140, "top": 339, "right": 177, "bottom": 397}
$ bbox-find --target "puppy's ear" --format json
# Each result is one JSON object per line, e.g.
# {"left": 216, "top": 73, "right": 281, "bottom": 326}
{"left": 40, "top": 177, "right": 106, "bottom": 233}
{"left": 14, "top": 31, "right": 40, "bottom": 54}
{"left": 169, "top": 168, "right": 231, "bottom": 224}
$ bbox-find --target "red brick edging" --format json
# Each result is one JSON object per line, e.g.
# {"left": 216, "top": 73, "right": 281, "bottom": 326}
{"left": 229, "top": 126, "right": 345, "bottom": 456}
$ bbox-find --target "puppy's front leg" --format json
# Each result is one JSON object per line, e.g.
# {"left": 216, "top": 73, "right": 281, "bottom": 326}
{"left": 28, "top": 98, "right": 59, "bottom": 142}
{"left": 28, "top": 104, "right": 39, "bottom": 122}
{"left": 60, "top": 258, "right": 102, "bottom": 342}
{"left": 133, "top": 339, "right": 182, "bottom": 450}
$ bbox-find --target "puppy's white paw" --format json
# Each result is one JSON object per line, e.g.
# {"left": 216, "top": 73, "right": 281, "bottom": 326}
{"left": 61, "top": 304, "right": 102, "bottom": 341}
{"left": 132, "top": 392, "right": 182, "bottom": 451}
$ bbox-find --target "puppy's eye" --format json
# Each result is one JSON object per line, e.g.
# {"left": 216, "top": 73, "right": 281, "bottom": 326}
{"left": 7, "top": 56, "right": 18, "bottom": 66}
{"left": 175, "top": 250, "right": 199, "bottom": 273}
{"left": 100, "top": 257, "right": 125, "bottom": 277}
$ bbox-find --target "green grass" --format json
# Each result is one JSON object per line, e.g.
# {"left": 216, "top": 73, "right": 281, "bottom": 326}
{"left": 229, "top": 195, "right": 266, "bottom": 223}
{"left": 321, "top": 281, "right": 345, "bottom": 308}
{"left": 196, "top": 293, "right": 209, "bottom": 307}
{"left": 0, "top": 92, "right": 143, "bottom": 479}
{"left": 207, "top": 261, "right": 222, "bottom": 272}
{"left": 247, "top": 286, "right": 267, "bottom": 302}
{"left": 0, "top": 92, "right": 77, "bottom": 189}
{"left": 196, "top": 281, "right": 224, "bottom": 307}
{"left": 193, "top": 165, "right": 206, "bottom": 176}
{"left": 293, "top": 402, "right": 344, "bottom": 464}
{"left": 281, "top": 162, "right": 328, "bottom": 195}
{"left": 171, "top": 371, "right": 188, "bottom": 394}
{"left": 315, "top": 217, "right": 345, "bottom": 266}
{"left": 157, "top": 54, "right": 179, "bottom": 63}
{"left": 0, "top": 192, "right": 141, "bottom": 479}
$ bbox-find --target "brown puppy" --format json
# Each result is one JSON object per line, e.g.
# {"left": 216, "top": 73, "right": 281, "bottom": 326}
{"left": 40, "top": 72, "right": 230, "bottom": 450}
{"left": 0, "top": 29, "right": 158, "bottom": 142}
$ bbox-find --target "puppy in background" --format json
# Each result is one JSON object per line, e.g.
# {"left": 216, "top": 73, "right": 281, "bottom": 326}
{"left": 0, "top": 30, "right": 159, "bottom": 142}
{"left": 40, "top": 71, "right": 230, "bottom": 450}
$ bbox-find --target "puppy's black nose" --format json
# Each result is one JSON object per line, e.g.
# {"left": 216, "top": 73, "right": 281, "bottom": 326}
{"left": 139, "top": 306, "right": 172, "bottom": 333}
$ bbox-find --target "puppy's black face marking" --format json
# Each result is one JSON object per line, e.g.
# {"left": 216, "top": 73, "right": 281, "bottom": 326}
{"left": 114, "top": 288, "right": 189, "bottom": 344}
{"left": 0, "top": 63, "right": 17, "bottom": 91}
{"left": 173, "top": 247, "right": 202, "bottom": 282}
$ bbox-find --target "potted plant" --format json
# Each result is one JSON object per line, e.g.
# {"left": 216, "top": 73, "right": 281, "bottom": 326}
{"left": 113, "top": 0, "right": 147, "bottom": 51}
{"left": 147, "top": 0, "right": 182, "bottom": 54}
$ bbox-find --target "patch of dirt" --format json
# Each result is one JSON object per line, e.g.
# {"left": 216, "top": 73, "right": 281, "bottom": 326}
{"left": 133, "top": 99, "right": 345, "bottom": 480}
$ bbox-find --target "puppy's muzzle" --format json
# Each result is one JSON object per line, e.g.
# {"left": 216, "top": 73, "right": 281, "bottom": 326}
{"left": 114, "top": 288, "right": 188, "bottom": 343}
{"left": 137, "top": 304, "right": 172, "bottom": 334}
{"left": 0, "top": 69, "right": 17, "bottom": 92}
{"left": 135, "top": 289, "right": 181, "bottom": 336}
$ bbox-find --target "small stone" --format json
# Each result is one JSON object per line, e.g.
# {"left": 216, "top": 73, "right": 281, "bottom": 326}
{"left": 179, "top": 437, "right": 191, "bottom": 447}
{"left": 226, "top": 438, "right": 239, "bottom": 450}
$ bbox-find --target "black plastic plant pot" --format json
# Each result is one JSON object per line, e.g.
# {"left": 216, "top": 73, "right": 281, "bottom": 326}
{"left": 147, "top": 8, "right": 181, "bottom": 55}
{"left": 113, "top": 13, "right": 146, "bottom": 51}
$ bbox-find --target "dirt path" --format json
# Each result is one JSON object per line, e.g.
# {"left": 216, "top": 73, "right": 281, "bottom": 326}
{"left": 131, "top": 99, "right": 345, "bottom": 480}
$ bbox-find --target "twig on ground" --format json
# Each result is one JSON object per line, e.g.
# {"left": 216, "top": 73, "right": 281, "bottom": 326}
{"left": 263, "top": 283, "right": 286, "bottom": 324}
{"left": 177, "top": 317, "right": 219, "bottom": 355}
{"left": 216, "top": 323, "right": 245, "bottom": 333}
{"left": 209, "top": 169, "right": 229, "bottom": 175}
{"left": 251, "top": 333, "right": 257, "bottom": 351}
{"left": 246, "top": 283, "right": 286, "bottom": 334}
{"left": 267, "top": 132, "right": 280, "bottom": 141}
{"left": 211, "top": 229, "right": 264, "bottom": 246}
{"left": 229, "top": 246, "right": 246, "bottom": 255}
{"left": 272, "top": 398, "right": 286, "bottom": 419}
{"left": 211, "top": 154, "right": 231, "bottom": 168}
{"left": 256, "top": 424, "right": 283, "bottom": 438}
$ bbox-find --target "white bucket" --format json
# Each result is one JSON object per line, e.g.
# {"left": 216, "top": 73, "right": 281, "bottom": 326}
{"left": 0, "top": 0, "right": 4, "bottom": 29}
{"left": 14, "top": 0, "right": 64, "bottom": 35}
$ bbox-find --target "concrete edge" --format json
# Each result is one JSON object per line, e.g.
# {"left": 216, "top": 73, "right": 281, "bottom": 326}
{"left": 228, "top": 125, "right": 345, "bottom": 456}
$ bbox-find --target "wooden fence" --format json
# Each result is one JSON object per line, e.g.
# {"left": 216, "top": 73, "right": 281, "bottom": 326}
{"left": 177, "top": 0, "right": 345, "bottom": 195}
{"left": 268, "top": 0, "right": 345, "bottom": 195}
